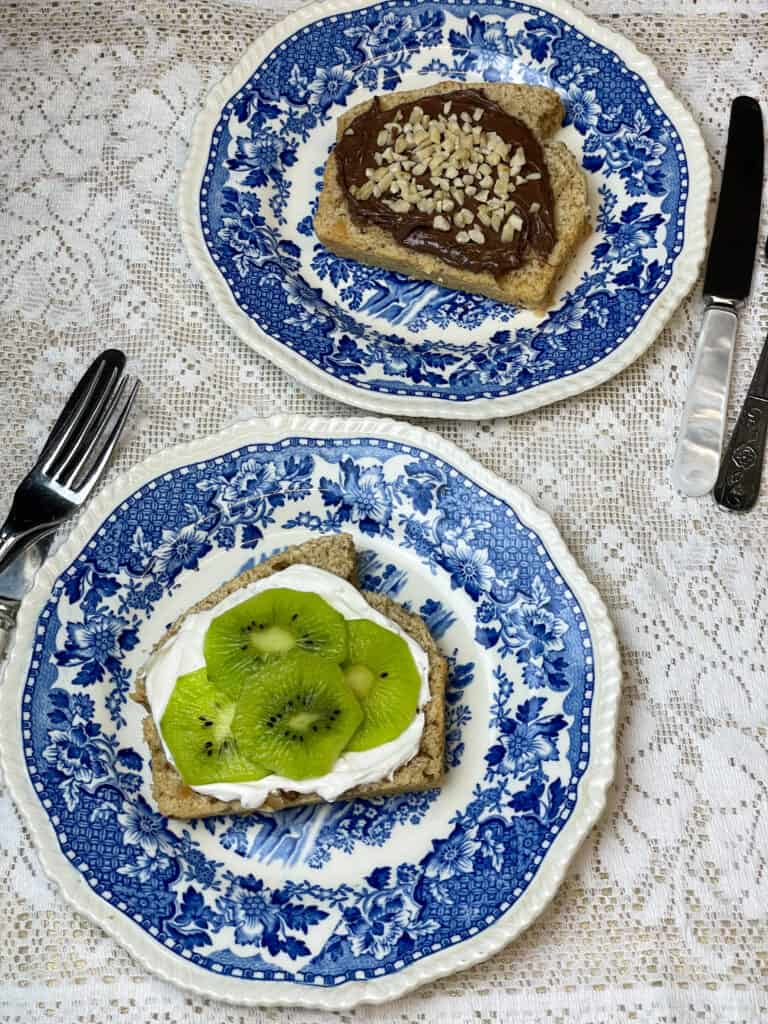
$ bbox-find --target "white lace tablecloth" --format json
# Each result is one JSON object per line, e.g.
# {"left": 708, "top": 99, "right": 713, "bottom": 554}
{"left": 1, "top": 2, "right": 766, "bottom": 1021}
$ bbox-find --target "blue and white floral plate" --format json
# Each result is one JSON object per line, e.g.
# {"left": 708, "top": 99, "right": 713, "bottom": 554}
{"left": 179, "top": 0, "right": 709, "bottom": 418}
{"left": 1, "top": 416, "right": 620, "bottom": 1008}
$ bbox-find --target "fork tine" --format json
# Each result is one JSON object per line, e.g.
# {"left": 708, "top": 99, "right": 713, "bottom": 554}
{"left": 38, "top": 362, "right": 111, "bottom": 477}
{"left": 37, "top": 350, "right": 127, "bottom": 472}
{"left": 58, "top": 372, "right": 128, "bottom": 489}
{"left": 37, "top": 350, "right": 127, "bottom": 475}
{"left": 55, "top": 365, "right": 125, "bottom": 487}
{"left": 70, "top": 377, "right": 140, "bottom": 496}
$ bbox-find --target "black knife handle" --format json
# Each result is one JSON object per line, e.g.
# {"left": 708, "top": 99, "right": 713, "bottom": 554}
{"left": 714, "top": 395, "right": 768, "bottom": 511}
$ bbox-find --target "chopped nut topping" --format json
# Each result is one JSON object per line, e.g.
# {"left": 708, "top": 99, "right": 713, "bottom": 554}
{"left": 341, "top": 93, "right": 551, "bottom": 263}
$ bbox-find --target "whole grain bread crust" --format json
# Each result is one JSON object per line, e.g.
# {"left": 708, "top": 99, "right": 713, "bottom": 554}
{"left": 132, "top": 534, "right": 446, "bottom": 819}
{"left": 314, "top": 81, "right": 591, "bottom": 310}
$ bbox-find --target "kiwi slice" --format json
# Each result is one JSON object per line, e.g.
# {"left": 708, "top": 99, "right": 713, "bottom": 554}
{"left": 342, "top": 619, "right": 421, "bottom": 752}
{"left": 160, "top": 667, "right": 269, "bottom": 786}
{"left": 204, "top": 588, "right": 348, "bottom": 697}
{"left": 237, "top": 652, "right": 363, "bottom": 780}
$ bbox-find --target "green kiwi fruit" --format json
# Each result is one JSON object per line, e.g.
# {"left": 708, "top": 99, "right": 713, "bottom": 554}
{"left": 237, "top": 652, "right": 363, "bottom": 780}
{"left": 204, "top": 588, "right": 348, "bottom": 697}
{"left": 342, "top": 619, "right": 421, "bottom": 752}
{"left": 160, "top": 667, "right": 268, "bottom": 786}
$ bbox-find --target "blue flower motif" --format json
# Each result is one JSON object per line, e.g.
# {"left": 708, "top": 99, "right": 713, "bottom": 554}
{"left": 217, "top": 204, "right": 278, "bottom": 277}
{"left": 117, "top": 851, "right": 173, "bottom": 882}
{"left": 344, "top": 10, "right": 443, "bottom": 87}
{"left": 506, "top": 602, "right": 568, "bottom": 658}
{"left": 118, "top": 796, "right": 176, "bottom": 857}
{"left": 70, "top": 693, "right": 95, "bottom": 720}
{"left": 346, "top": 885, "right": 424, "bottom": 959}
{"left": 307, "top": 63, "right": 356, "bottom": 110}
{"left": 361, "top": 11, "right": 417, "bottom": 56}
{"left": 503, "top": 717, "right": 561, "bottom": 776}
{"left": 320, "top": 460, "right": 393, "bottom": 535}
{"left": 42, "top": 709, "right": 115, "bottom": 812}
{"left": 487, "top": 697, "right": 567, "bottom": 779}
{"left": 154, "top": 523, "right": 212, "bottom": 580}
{"left": 226, "top": 132, "right": 283, "bottom": 184}
{"left": 216, "top": 874, "right": 325, "bottom": 956}
{"left": 56, "top": 610, "right": 138, "bottom": 684}
{"left": 42, "top": 723, "right": 110, "bottom": 783}
{"left": 424, "top": 828, "right": 480, "bottom": 883}
{"left": 565, "top": 82, "right": 601, "bottom": 133}
{"left": 593, "top": 202, "right": 664, "bottom": 266}
{"left": 604, "top": 118, "right": 667, "bottom": 195}
{"left": 282, "top": 275, "right": 338, "bottom": 339}
{"left": 221, "top": 458, "right": 278, "bottom": 506}
{"left": 449, "top": 14, "right": 519, "bottom": 81}
{"left": 221, "top": 875, "right": 280, "bottom": 946}
{"left": 442, "top": 539, "right": 495, "bottom": 600}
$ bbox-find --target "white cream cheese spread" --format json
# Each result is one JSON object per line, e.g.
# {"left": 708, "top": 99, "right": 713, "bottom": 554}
{"left": 144, "top": 564, "right": 431, "bottom": 808}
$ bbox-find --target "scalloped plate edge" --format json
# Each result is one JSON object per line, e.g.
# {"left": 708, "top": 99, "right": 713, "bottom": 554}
{"left": 0, "top": 414, "right": 621, "bottom": 1008}
{"left": 178, "top": 0, "right": 710, "bottom": 419}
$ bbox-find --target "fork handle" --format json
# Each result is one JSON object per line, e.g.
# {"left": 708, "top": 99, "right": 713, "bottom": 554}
{"left": 0, "top": 518, "right": 58, "bottom": 577}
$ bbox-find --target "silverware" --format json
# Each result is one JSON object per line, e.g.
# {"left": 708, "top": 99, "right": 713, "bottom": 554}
{"left": 0, "top": 534, "right": 56, "bottom": 659}
{"left": 0, "top": 349, "right": 140, "bottom": 659}
{"left": 671, "top": 96, "right": 764, "bottom": 497}
{"left": 714, "top": 236, "right": 768, "bottom": 512}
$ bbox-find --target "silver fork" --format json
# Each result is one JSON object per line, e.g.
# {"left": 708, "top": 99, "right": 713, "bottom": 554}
{"left": 0, "top": 349, "right": 140, "bottom": 656}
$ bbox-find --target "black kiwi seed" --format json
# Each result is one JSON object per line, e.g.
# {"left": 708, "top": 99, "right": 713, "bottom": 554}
{"left": 380, "top": 672, "right": 388, "bottom": 678}
{"left": 291, "top": 614, "right": 299, "bottom": 622}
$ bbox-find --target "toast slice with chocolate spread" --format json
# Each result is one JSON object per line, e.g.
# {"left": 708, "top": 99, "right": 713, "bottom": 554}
{"left": 314, "top": 81, "right": 591, "bottom": 310}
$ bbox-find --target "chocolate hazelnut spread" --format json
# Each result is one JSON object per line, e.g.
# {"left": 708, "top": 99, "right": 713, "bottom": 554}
{"left": 334, "top": 89, "right": 556, "bottom": 277}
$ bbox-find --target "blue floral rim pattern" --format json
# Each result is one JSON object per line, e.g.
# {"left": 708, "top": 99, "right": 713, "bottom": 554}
{"left": 182, "top": 0, "right": 709, "bottom": 417}
{"left": 2, "top": 417, "right": 620, "bottom": 1006}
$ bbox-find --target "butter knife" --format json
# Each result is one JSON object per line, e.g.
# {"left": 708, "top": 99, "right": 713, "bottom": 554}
{"left": 714, "top": 244, "right": 768, "bottom": 513}
{"left": 671, "top": 96, "right": 764, "bottom": 497}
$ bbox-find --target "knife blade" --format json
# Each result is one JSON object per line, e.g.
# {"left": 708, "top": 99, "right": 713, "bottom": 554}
{"left": 671, "top": 96, "right": 763, "bottom": 497}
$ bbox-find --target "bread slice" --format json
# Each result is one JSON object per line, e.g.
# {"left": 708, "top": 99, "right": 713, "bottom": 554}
{"left": 314, "top": 80, "right": 591, "bottom": 310}
{"left": 131, "top": 534, "right": 447, "bottom": 819}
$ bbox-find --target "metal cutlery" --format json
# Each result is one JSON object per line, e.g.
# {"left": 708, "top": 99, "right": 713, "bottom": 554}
{"left": 671, "top": 96, "right": 764, "bottom": 497}
{"left": 0, "top": 349, "right": 140, "bottom": 658}
{"left": 714, "top": 236, "right": 768, "bottom": 511}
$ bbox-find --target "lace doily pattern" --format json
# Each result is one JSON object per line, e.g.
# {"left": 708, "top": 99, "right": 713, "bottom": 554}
{"left": 0, "top": 1, "right": 766, "bottom": 1022}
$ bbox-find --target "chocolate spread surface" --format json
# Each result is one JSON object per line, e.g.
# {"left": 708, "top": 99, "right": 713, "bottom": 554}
{"left": 333, "top": 89, "right": 556, "bottom": 277}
